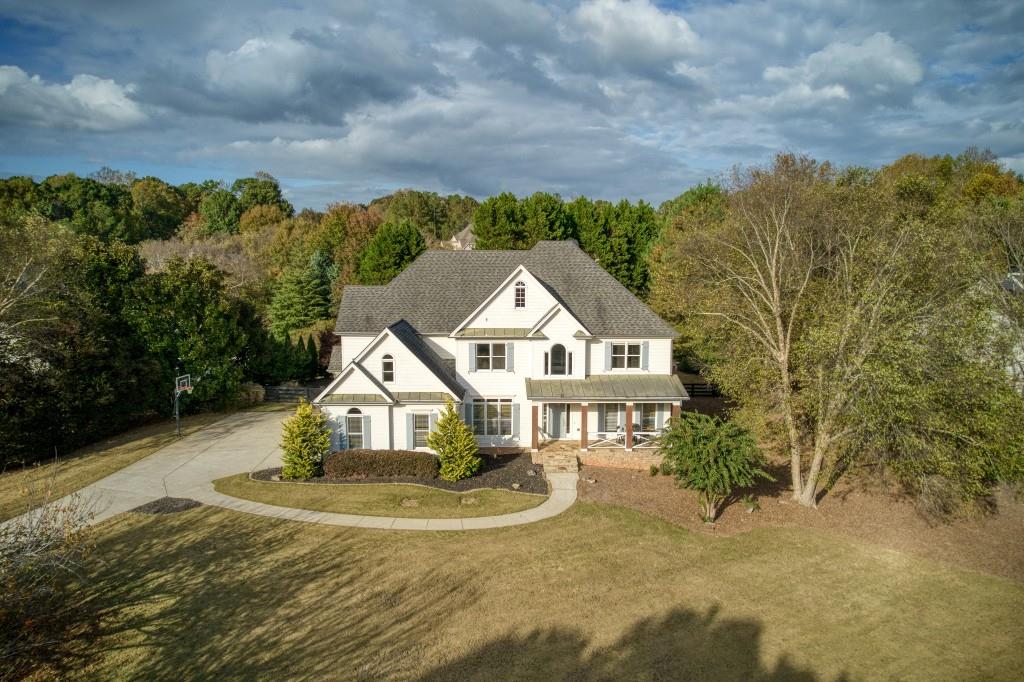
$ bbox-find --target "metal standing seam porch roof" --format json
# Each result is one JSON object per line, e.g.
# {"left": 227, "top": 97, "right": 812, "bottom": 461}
{"left": 318, "top": 394, "right": 390, "bottom": 405}
{"left": 525, "top": 375, "right": 690, "bottom": 401}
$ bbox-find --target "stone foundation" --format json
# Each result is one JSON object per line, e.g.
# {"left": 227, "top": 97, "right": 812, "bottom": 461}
{"left": 579, "top": 449, "right": 663, "bottom": 471}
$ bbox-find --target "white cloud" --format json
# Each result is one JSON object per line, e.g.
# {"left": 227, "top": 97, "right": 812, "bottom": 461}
{"left": 0, "top": 66, "right": 146, "bottom": 131}
{"left": 206, "top": 37, "right": 315, "bottom": 99}
{"left": 574, "top": 0, "right": 699, "bottom": 66}
{"left": 764, "top": 32, "right": 923, "bottom": 105}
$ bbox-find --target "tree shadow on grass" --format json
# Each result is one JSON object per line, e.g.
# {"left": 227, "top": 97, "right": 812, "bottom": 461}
{"left": 80, "top": 506, "right": 475, "bottom": 679}
{"left": 422, "top": 605, "right": 841, "bottom": 681}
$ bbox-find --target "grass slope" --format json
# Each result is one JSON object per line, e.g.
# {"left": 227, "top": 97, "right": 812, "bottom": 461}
{"left": 75, "top": 502, "right": 1024, "bottom": 680}
{"left": 213, "top": 473, "right": 545, "bottom": 518}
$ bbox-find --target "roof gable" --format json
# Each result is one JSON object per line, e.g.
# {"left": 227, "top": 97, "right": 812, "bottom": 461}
{"left": 451, "top": 265, "right": 560, "bottom": 336}
{"left": 314, "top": 362, "right": 394, "bottom": 404}
{"left": 355, "top": 321, "right": 464, "bottom": 399}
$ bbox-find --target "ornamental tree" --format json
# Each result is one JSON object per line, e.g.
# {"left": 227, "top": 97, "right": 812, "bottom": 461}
{"left": 660, "top": 412, "right": 772, "bottom": 522}
{"left": 428, "top": 397, "right": 481, "bottom": 482}
{"left": 280, "top": 400, "right": 330, "bottom": 480}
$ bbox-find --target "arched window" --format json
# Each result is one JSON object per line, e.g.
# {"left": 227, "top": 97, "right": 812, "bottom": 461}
{"left": 346, "top": 408, "right": 364, "bottom": 449}
{"left": 382, "top": 354, "right": 394, "bottom": 382}
{"left": 549, "top": 344, "right": 567, "bottom": 375}
{"left": 514, "top": 281, "right": 526, "bottom": 308}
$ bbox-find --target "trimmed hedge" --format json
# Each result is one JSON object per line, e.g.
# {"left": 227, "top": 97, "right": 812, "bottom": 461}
{"left": 323, "top": 449, "right": 439, "bottom": 479}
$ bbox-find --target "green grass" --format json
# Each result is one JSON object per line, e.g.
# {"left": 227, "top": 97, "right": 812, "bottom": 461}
{"left": 213, "top": 473, "right": 546, "bottom": 518}
{"left": 72, "top": 502, "right": 1024, "bottom": 680}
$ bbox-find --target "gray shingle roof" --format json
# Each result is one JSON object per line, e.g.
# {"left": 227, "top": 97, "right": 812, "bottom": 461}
{"left": 335, "top": 240, "right": 677, "bottom": 337}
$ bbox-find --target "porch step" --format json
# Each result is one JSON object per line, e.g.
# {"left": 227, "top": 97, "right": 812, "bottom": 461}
{"left": 543, "top": 452, "right": 579, "bottom": 474}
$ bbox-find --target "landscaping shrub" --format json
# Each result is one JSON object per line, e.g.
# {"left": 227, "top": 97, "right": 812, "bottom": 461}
{"left": 660, "top": 412, "right": 773, "bottom": 522}
{"left": 428, "top": 397, "right": 482, "bottom": 481}
{"left": 280, "top": 400, "right": 330, "bottom": 480}
{"left": 324, "top": 449, "right": 439, "bottom": 479}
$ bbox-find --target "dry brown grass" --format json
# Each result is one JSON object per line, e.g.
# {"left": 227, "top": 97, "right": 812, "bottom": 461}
{"left": 0, "top": 405, "right": 291, "bottom": 522}
{"left": 73, "top": 502, "right": 1024, "bottom": 680}
{"left": 213, "top": 474, "right": 545, "bottom": 518}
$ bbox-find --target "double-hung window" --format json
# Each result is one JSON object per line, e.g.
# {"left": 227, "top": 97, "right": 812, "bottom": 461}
{"left": 611, "top": 343, "right": 641, "bottom": 369}
{"left": 472, "top": 398, "right": 513, "bottom": 436}
{"left": 413, "top": 413, "right": 430, "bottom": 447}
{"left": 346, "top": 408, "right": 363, "bottom": 448}
{"left": 475, "top": 343, "right": 506, "bottom": 371}
{"left": 382, "top": 354, "right": 394, "bottom": 383}
{"left": 514, "top": 281, "right": 526, "bottom": 308}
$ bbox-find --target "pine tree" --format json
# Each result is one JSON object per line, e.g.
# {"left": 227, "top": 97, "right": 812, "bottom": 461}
{"left": 268, "top": 252, "right": 335, "bottom": 337}
{"left": 280, "top": 400, "right": 330, "bottom": 479}
{"left": 427, "top": 397, "right": 482, "bottom": 481}
{"left": 306, "top": 335, "right": 320, "bottom": 378}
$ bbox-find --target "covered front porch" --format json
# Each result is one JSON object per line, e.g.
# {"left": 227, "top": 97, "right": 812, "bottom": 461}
{"left": 525, "top": 375, "right": 690, "bottom": 467}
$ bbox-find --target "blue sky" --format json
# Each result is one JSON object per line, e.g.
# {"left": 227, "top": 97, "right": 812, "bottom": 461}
{"left": 0, "top": 0, "right": 1021, "bottom": 210}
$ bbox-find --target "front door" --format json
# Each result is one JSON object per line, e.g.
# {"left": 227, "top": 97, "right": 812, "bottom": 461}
{"left": 548, "top": 404, "right": 567, "bottom": 439}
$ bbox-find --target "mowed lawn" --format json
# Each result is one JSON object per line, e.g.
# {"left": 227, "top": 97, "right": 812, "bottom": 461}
{"left": 214, "top": 473, "right": 546, "bottom": 518}
{"left": 76, "top": 502, "right": 1024, "bottom": 680}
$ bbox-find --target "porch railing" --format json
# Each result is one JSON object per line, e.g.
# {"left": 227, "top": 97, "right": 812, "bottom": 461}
{"left": 588, "top": 430, "right": 661, "bottom": 449}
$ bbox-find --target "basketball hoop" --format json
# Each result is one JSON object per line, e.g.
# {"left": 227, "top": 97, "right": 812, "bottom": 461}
{"left": 175, "top": 374, "right": 192, "bottom": 394}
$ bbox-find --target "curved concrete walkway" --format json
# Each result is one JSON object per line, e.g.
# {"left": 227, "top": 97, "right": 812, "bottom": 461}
{"left": 188, "top": 472, "right": 577, "bottom": 531}
{"left": 14, "top": 410, "right": 577, "bottom": 531}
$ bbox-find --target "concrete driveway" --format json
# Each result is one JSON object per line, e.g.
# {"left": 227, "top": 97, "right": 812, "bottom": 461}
{"left": 76, "top": 410, "right": 286, "bottom": 525}
{"left": 17, "top": 408, "right": 578, "bottom": 531}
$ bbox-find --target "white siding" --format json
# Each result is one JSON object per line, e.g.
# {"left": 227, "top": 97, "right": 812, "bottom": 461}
{"left": 586, "top": 338, "right": 673, "bottom": 375}
{"left": 339, "top": 334, "right": 375, "bottom": 366}
{"left": 393, "top": 404, "right": 444, "bottom": 452}
{"left": 532, "top": 308, "right": 588, "bottom": 378}
{"left": 359, "top": 334, "right": 452, "bottom": 394}
{"left": 459, "top": 269, "right": 557, "bottom": 329}
{"left": 320, "top": 404, "right": 391, "bottom": 451}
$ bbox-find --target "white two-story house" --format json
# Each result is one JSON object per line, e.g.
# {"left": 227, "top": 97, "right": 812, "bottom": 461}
{"left": 314, "top": 240, "right": 689, "bottom": 466}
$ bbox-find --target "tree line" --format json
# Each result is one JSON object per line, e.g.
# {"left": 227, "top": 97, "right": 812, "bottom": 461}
{"left": 3, "top": 150, "right": 1023, "bottom": 516}
{"left": 649, "top": 148, "right": 1024, "bottom": 515}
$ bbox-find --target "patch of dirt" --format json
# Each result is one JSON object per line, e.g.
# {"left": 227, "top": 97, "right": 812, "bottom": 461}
{"left": 578, "top": 465, "right": 1024, "bottom": 583}
{"left": 252, "top": 453, "right": 547, "bottom": 495}
{"left": 132, "top": 497, "right": 203, "bottom": 515}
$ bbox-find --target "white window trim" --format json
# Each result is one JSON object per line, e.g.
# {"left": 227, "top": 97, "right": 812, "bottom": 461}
{"left": 412, "top": 412, "right": 431, "bottom": 448}
{"left": 382, "top": 354, "right": 394, "bottom": 383}
{"left": 514, "top": 281, "right": 526, "bottom": 308}
{"left": 472, "top": 397, "right": 514, "bottom": 436}
{"left": 474, "top": 342, "right": 507, "bottom": 371}
{"left": 611, "top": 343, "right": 642, "bottom": 370}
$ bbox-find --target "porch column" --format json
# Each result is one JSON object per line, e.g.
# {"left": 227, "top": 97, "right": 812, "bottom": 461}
{"left": 625, "top": 402, "right": 634, "bottom": 452}
{"left": 580, "top": 402, "right": 588, "bottom": 451}
{"left": 671, "top": 402, "right": 681, "bottom": 420}
{"left": 531, "top": 403, "right": 539, "bottom": 453}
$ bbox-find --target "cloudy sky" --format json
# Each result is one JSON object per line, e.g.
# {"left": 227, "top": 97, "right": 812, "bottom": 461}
{"left": 0, "top": 0, "right": 1021, "bottom": 209}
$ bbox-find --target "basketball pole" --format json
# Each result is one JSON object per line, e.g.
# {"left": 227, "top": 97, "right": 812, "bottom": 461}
{"left": 175, "top": 385, "right": 181, "bottom": 437}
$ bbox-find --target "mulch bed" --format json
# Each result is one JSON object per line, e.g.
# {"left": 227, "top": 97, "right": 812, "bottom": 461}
{"left": 578, "top": 464, "right": 1024, "bottom": 583}
{"left": 252, "top": 452, "right": 547, "bottom": 495}
{"left": 132, "top": 497, "right": 203, "bottom": 514}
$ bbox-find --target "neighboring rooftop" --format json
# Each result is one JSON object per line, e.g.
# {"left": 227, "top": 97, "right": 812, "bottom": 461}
{"left": 335, "top": 240, "right": 677, "bottom": 337}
